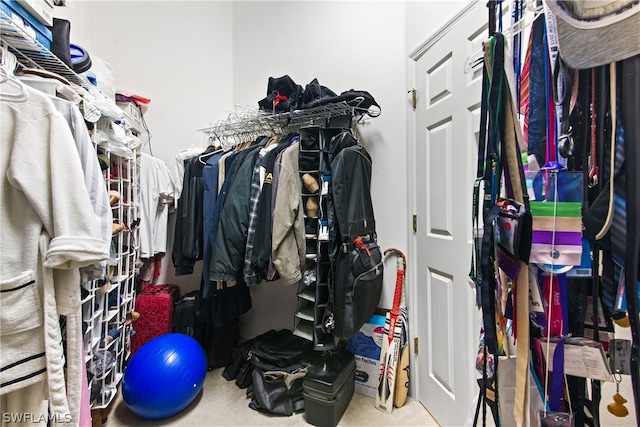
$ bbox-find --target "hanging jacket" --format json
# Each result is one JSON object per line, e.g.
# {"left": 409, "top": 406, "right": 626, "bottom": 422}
{"left": 246, "top": 134, "right": 296, "bottom": 285}
{"left": 209, "top": 140, "right": 267, "bottom": 282}
{"left": 271, "top": 141, "right": 306, "bottom": 285}
{"left": 329, "top": 134, "right": 376, "bottom": 248}
{"left": 172, "top": 148, "right": 217, "bottom": 275}
{"left": 201, "top": 150, "right": 225, "bottom": 298}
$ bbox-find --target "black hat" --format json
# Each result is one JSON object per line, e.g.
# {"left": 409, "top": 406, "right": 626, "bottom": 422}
{"left": 299, "top": 78, "right": 337, "bottom": 109}
{"left": 258, "top": 75, "right": 303, "bottom": 113}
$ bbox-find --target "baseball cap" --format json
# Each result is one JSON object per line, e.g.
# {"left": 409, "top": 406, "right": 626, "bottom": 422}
{"left": 546, "top": 0, "right": 640, "bottom": 69}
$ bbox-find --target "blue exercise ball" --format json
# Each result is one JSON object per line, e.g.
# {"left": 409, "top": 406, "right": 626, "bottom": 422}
{"left": 122, "top": 333, "right": 207, "bottom": 419}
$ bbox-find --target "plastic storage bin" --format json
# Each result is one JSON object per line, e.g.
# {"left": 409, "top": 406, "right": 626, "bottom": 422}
{"left": 303, "top": 350, "right": 356, "bottom": 427}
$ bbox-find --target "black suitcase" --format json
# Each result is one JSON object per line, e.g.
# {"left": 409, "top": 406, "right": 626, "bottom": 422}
{"left": 303, "top": 350, "right": 356, "bottom": 427}
{"left": 173, "top": 290, "right": 206, "bottom": 344}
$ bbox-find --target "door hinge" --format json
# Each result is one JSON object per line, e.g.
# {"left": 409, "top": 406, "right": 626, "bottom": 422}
{"left": 414, "top": 337, "right": 419, "bottom": 356}
{"left": 412, "top": 214, "right": 418, "bottom": 233}
{"left": 409, "top": 88, "right": 417, "bottom": 110}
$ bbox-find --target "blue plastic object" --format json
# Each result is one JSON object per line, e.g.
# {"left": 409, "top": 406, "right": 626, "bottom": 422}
{"left": 69, "top": 44, "right": 85, "bottom": 63}
{"left": 122, "top": 333, "right": 207, "bottom": 419}
{"left": 69, "top": 43, "right": 92, "bottom": 73}
{"left": 84, "top": 71, "right": 97, "bottom": 86}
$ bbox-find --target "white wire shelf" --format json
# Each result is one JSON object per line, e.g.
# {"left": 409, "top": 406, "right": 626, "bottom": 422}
{"left": 0, "top": 9, "right": 91, "bottom": 88}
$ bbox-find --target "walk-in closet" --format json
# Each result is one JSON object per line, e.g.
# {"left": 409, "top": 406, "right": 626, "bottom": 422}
{"left": 1, "top": 1, "right": 639, "bottom": 427}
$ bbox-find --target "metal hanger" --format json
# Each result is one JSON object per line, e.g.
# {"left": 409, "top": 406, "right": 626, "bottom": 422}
{"left": 464, "top": 2, "right": 544, "bottom": 74}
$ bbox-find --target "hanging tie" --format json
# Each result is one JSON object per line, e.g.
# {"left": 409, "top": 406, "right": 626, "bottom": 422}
{"left": 520, "top": 21, "right": 534, "bottom": 146}
{"left": 549, "top": 336, "right": 566, "bottom": 412}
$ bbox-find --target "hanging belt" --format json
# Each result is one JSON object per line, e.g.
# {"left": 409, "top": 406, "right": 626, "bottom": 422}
{"left": 471, "top": 33, "right": 504, "bottom": 427}
{"left": 473, "top": 31, "right": 532, "bottom": 427}
{"left": 621, "top": 55, "right": 640, "bottom": 427}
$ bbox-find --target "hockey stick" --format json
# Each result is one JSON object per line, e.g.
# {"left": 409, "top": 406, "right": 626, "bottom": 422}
{"left": 375, "top": 248, "right": 406, "bottom": 413}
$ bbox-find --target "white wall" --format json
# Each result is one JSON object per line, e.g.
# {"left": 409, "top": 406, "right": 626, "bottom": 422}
{"left": 55, "top": 1, "right": 235, "bottom": 291}
{"left": 405, "top": 0, "right": 471, "bottom": 55}
{"left": 52, "top": 0, "right": 459, "bottom": 354}
{"left": 231, "top": 0, "right": 408, "bottom": 338}
{"left": 55, "top": 1, "right": 235, "bottom": 167}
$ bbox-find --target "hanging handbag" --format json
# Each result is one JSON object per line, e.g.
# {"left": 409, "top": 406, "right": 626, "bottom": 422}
{"left": 327, "top": 236, "right": 383, "bottom": 340}
{"left": 528, "top": 170, "right": 583, "bottom": 271}
{"left": 494, "top": 197, "right": 530, "bottom": 280}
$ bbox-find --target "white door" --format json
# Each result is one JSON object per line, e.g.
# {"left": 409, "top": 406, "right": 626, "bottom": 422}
{"left": 409, "top": 2, "right": 487, "bottom": 426}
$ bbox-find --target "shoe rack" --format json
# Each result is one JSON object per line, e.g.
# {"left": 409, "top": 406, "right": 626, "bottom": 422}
{"left": 0, "top": 7, "right": 145, "bottom": 413}
{"left": 84, "top": 115, "right": 142, "bottom": 409}
{"left": 293, "top": 126, "right": 343, "bottom": 351}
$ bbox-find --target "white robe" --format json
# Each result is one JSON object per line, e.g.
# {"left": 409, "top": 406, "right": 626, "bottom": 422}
{"left": 1, "top": 85, "right": 109, "bottom": 426}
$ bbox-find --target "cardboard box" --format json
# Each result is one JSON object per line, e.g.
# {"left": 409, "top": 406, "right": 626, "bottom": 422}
{"left": 117, "top": 101, "right": 141, "bottom": 122}
{"left": 0, "top": 1, "right": 52, "bottom": 49}
{"left": 16, "top": 0, "right": 53, "bottom": 26}
{"left": 346, "top": 314, "right": 386, "bottom": 398}
{"left": 2, "top": 1, "right": 52, "bottom": 35}
{"left": 116, "top": 101, "right": 145, "bottom": 134}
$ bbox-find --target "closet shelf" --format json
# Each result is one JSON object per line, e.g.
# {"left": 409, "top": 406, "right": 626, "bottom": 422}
{"left": 197, "top": 101, "right": 374, "bottom": 145}
{"left": 80, "top": 293, "right": 93, "bottom": 305}
{"left": 292, "top": 320, "right": 314, "bottom": 341}
{"left": 104, "top": 308, "right": 118, "bottom": 323}
{"left": 84, "top": 309, "right": 103, "bottom": 323}
{"left": 0, "top": 10, "right": 91, "bottom": 88}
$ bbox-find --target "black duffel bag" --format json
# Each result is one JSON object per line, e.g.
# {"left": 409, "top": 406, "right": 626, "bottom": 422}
{"left": 222, "top": 329, "right": 280, "bottom": 389}
{"left": 247, "top": 329, "right": 320, "bottom": 416}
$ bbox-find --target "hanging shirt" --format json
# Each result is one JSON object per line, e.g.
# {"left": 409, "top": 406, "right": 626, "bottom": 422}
{"left": 217, "top": 149, "right": 236, "bottom": 194}
{"left": 139, "top": 153, "right": 175, "bottom": 258}
{"left": 174, "top": 145, "right": 206, "bottom": 207}
{"left": 243, "top": 137, "right": 286, "bottom": 285}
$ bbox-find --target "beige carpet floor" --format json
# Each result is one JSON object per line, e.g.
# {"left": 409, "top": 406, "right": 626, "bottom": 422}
{"left": 104, "top": 367, "right": 439, "bottom": 427}
{"left": 103, "top": 326, "right": 638, "bottom": 427}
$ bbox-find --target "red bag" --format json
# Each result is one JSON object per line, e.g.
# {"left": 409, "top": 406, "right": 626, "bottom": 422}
{"left": 131, "top": 284, "right": 180, "bottom": 355}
